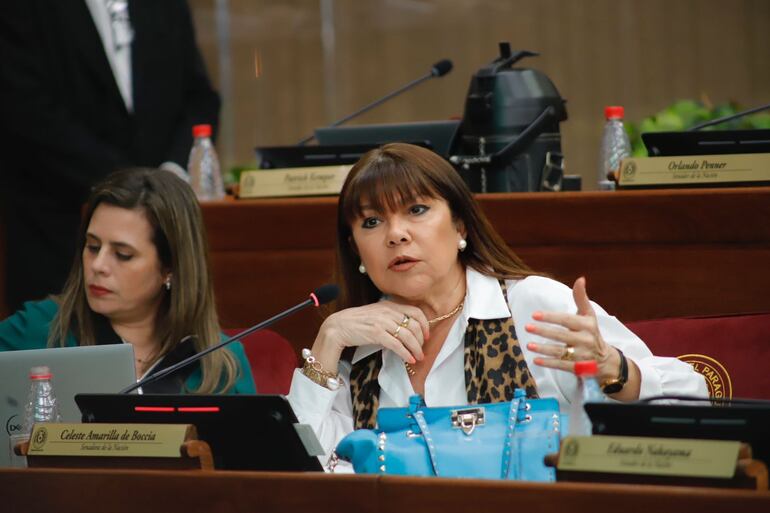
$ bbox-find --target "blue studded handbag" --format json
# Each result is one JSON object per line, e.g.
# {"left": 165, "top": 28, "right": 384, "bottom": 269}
{"left": 335, "top": 389, "right": 562, "bottom": 481}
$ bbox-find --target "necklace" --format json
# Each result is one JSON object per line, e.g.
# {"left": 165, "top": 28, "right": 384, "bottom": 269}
{"left": 121, "top": 338, "right": 154, "bottom": 365}
{"left": 405, "top": 300, "right": 464, "bottom": 376}
{"left": 427, "top": 301, "right": 464, "bottom": 326}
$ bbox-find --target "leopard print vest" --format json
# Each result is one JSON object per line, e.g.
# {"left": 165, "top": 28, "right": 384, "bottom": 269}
{"left": 349, "top": 280, "right": 538, "bottom": 429}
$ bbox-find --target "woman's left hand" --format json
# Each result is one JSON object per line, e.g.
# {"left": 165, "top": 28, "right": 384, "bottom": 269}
{"left": 524, "top": 277, "right": 621, "bottom": 383}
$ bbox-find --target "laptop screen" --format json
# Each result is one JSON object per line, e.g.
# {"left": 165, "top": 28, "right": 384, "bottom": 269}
{"left": 0, "top": 344, "right": 136, "bottom": 466}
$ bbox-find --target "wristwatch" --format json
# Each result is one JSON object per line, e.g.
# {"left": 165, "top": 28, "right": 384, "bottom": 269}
{"left": 600, "top": 347, "right": 628, "bottom": 394}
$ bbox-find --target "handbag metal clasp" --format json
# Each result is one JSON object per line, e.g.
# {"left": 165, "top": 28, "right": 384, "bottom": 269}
{"left": 451, "top": 407, "right": 485, "bottom": 435}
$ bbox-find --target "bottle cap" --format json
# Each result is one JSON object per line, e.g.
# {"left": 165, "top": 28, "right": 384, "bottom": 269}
{"left": 604, "top": 106, "right": 624, "bottom": 120}
{"left": 574, "top": 360, "right": 598, "bottom": 377}
{"left": 192, "top": 124, "right": 212, "bottom": 138}
{"left": 29, "top": 366, "right": 52, "bottom": 380}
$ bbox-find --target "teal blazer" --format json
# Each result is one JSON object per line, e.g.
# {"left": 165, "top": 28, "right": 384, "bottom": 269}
{"left": 0, "top": 299, "right": 256, "bottom": 394}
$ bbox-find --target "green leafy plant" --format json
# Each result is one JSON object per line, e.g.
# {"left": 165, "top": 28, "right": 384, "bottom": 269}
{"left": 225, "top": 163, "right": 258, "bottom": 186}
{"left": 626, "top": 99, "right": 770, "bottom": 157}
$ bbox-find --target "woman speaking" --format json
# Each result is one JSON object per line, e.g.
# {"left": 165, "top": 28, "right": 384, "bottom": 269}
{"left": 287, "top": 143, "right": 707, "bottom": 466}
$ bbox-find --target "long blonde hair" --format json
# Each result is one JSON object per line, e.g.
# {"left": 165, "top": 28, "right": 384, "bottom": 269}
{"left": 49, "top": 168, "right": 239, "bottom": 393}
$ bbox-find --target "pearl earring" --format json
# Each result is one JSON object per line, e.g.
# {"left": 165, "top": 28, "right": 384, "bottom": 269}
{"left": 165, "top": 277, "right": 171, "bottom": 290}
{"left": 458, "top": 238, "right": 467, "bottom": 252}
{"left": 358, "top": 263, "right": 366, "bottom": 274}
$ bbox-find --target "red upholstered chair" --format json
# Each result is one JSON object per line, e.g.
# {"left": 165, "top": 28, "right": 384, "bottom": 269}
{"left": 223, "top": 329, "right": 298, "bottom": 394}
{"left": 626, "top": 312, "right": 770, "bottom": 400}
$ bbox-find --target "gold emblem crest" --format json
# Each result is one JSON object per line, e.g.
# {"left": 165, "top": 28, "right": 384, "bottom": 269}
{"left": 31, "top": 426, "right": 48, "bottom": 450}
{"left": 622, "top": 161, "right": 637, "bottom": 179}
{"left": 677, "top": 354, "right": 732, "bottom": 400}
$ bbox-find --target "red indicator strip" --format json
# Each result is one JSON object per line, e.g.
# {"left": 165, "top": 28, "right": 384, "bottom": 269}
{"left": 133, "top": 406, "right": 220, "bottom": 413}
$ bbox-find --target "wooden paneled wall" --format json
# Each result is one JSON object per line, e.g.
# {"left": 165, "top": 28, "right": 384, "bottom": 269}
{"left": 189, "top": 0, "right": 770, "bottom": 189}
{"left": 201, "top": 189, "right": 770, "bottom": 352}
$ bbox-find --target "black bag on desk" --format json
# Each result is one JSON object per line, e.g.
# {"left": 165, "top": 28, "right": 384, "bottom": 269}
{"left": 450, "top": 42, "right": 568, "bottom": 192}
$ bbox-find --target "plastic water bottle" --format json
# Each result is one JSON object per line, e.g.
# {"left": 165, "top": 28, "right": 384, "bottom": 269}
{"left": 597, "top": 106, "right": 631, "bottom": 191}
{"left": 9, "top": 366, "right": 62, "bottom": 466}
{"left": 567, "top": 360, "right": 604, "bottom": 436}
{"left": 188, "top": 124, "right": 225, "bottom": 201}
{"left": 24, "top": 365, "right": 62, "bottom": 430}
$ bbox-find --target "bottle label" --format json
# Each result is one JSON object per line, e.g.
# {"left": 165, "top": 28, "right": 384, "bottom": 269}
{"left": 25, "top": 423, "right": 194, "bottom": 458}
{"left": 557, "top": 435, "right": 739, "bottom": 478}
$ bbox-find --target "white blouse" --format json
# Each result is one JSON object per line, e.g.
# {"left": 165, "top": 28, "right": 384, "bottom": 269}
{"left": 287, "top": 268, "right": 709, "bottom": 468}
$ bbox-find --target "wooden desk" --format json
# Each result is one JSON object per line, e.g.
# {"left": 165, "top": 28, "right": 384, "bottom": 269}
{"left": 203, "top": 187, "right": 770, "bottom": 351}
{"left": 1, "top": 468, "right": 768, "bottom": 513}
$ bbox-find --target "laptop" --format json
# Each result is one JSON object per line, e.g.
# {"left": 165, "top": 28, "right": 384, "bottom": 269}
{"left": 75, "top": 393, "right": 324, "bottom": 471}
{"left": 585, "top": 399, "right": 770, "bottom": 466}
{"left": 315, "top": 120, "right": 461, "bottom": 157}
{"left": 0, "top": 344, "right": 136, "bottom": 466}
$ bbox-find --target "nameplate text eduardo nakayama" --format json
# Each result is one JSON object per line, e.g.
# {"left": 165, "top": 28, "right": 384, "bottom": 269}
{"left": 558, "top": 435, "right": 740, "bottom": 478}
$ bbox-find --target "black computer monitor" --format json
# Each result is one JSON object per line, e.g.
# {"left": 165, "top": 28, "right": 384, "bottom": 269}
{"left": 585, "top": 400, "right": 770, "bottom": 466}
{"left": 314, "top": 120, "right": 461, "bottom": 157}
{"left": 75, "top": 393, "right": 323, "bottom": 471}
{"left": 255, "top": 143, "right": 381, "bottom": 169}
{"left": 642, "top": 129, "right": 770, "bottom": 157}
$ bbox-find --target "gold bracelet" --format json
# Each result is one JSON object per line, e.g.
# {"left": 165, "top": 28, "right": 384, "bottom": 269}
{"left": 300, "top": 348, "right": 341, "bottom": 390}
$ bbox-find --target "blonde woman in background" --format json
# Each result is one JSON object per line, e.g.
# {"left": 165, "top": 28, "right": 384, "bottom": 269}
{"left": 0, "top": 168, "right": 254, "bottom": 393}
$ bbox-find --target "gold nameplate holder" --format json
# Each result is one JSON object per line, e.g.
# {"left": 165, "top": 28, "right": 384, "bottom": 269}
{"left": 17, "top": 423, "right": 213, "bottom": 470}
{"left": 617, "top": 153, "right": 770, "bottom": 188}
{"left": 547, "top": 435, "right": 768, "bottom": 490}
{"left": 238, "top": 165, "right": 352, "bottom": 198}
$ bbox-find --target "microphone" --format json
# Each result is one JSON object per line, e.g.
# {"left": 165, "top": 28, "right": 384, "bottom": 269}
{"left": 430, "top": 59, "right": 453, "bottom": 78}
{"left": 119, "top": 284, "right": 339, "bottom": 394}
{"left": 688, "top": 101, "right": 770, "bottom": 131}
{"left": 297, "top": 59, "right": 453, "bottom": 145}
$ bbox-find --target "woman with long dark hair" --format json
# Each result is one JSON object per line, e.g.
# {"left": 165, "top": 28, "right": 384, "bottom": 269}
{"left": 287, "top": 143, "right": 706, "bottom": 467}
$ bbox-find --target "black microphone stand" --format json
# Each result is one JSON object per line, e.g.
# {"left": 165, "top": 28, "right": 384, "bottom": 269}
{"left": 688, "top": 101, "right": 770, "bottom": 131}
{"left": 297, "top": 60, "right": 452, "bottom": 146}
{"left": 120, "top": 293, "right": 329, "bottom": 394}
{"left": 297, "top": 74, "right": 434, "bottom": 146}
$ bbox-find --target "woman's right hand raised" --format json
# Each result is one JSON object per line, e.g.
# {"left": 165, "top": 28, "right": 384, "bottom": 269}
{"left": 310, "top": 301, "right": 430, "bottom": 374}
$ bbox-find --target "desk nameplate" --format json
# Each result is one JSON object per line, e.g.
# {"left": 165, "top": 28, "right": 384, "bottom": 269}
{"left": 617, "top": 153, "right": 770, "bottom": 188}
{"left": 558, "top": 435, "right": 740, "bottom": 479}
{"left": 26, "top": 423, "right": 194, "bottom": 458}
{"left": 239, "top": 165, "right": 352, "bottom": 198}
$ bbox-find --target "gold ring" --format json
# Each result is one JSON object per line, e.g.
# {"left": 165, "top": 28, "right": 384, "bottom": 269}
{"left": 392, "top": 324, "right": 403, "bottom": 340}
{"left": 399, "top": 314, "right": 411, "bottom": 328}
{"left": 560, "top": 345, "right": 575, "bottom": 361}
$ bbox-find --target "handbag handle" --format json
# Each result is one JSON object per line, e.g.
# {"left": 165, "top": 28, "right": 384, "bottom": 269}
{"left": 412, "top": 392, "right": 524, "bottom": 478}
{"left": 412, "top": 410, "right": 441, "bottom": 475}
{"left": 502, "top": 389, "right": 528, "bottom": 479}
